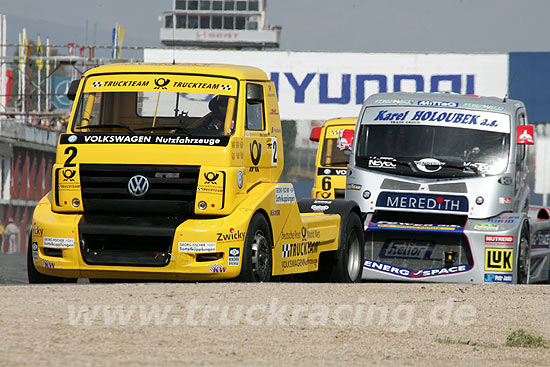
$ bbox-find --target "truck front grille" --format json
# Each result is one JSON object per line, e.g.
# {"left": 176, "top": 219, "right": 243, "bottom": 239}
{"left": 80, "top": 164, "right": 200, "bottom": 215}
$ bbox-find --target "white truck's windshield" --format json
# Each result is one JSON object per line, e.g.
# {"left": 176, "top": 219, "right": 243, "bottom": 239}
{"left": 356, "top": 106, "right": 511, "bottom": 178}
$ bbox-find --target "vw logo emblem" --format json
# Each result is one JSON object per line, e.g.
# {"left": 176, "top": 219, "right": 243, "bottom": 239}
{"left": 128, "top": 175, "right": 150, "bottom": 198}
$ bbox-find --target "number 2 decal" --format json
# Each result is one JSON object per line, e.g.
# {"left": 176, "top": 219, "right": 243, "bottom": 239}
{"left": 64, "top": 147, "right": 77, "bottom": 167}
{"left": 271, "top": 137, "right": 277, "bottom": 166}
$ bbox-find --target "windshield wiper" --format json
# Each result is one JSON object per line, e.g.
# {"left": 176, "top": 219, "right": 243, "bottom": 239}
{"left": 74, "top": 124, "right": 136, "bottom": 135}
{"left": 133, "top": 125, "right": 192, "bottom": 134}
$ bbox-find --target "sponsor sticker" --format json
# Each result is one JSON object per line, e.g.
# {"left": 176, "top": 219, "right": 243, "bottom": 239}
{"left": 484, "top": 273, "right": 513, "bottom": 283}
{"left": 270, "top": 209, "right": 280, "bottom": 216}
{"left": 281, "top": 241, "right": 320, "bottom": 258}
{"left": 376, "top": 192, "right": 468, "bottom": 213}
{"left": 310, "top": 205, "right": 329, "bottom": 212}
{"left": 43, "top": 237, "right": 75, "bottom": 249}
{"left": 210, "top": 264, "right": 227, "bottom": 273}
{"left": 59, "top": 134, "right": 229, "bottom": 147}
{"left": 368, "top": 157, "right": 396, "bottom": 169}
{"left": 32, "top": 242, "right": 39, "bottom": 261}
{"left": 499, "top": 197, "right": 513, "bottom": 205}
{"left": 228, "top": 247, "right": 240, "bottom": 266}
{"left": 275, "top": 185, "right": 295, "bottom": 204}
{"left": 178, "top": 242, "right": 217, "bottom": 253}
{"left": 379, "top": 240, "right": 436, "bottom": 260}
{"left": 369, "top": 221, "right": 463, "bottom": 232}
{"left": 318, "top": 168, "right": 347, "bottom": 175}
{"left": 414, "top": 158, "right": 445, "bottom": 173}
{"left": 417, "top": 100, "right": 458, "bottom": 107}
{"left": 373, "top": 99, "right": 414, "bottom": 105}
{"left": 474, "top": 222, "right": 499, "bottom": 231}
{"left": 485, "top": 248, "right": 513, "bottom": 272}
{"left": 462, "top": 103, "right": 504, "bottom": 111}
{"left": 217, "top": 228, "right": 245, "bottom": 243}
{"left": 347, "top": 183, "right": 362, "bottom": 191}
{"left": 487, "top": 216, "right": 519, "bottom": 224}
{"left": 485, "top": 235, "right": 514, "bottom": 245}
{"left": 43, "top": 259, "right": 56, "bottom": 269}
{"left": 364, "top": 260, "right": 471, "bottom": 278}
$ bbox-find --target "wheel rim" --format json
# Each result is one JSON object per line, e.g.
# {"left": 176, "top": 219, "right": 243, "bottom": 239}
{"left": 346, "top": 231, "right": 361, "bottom": 281}
{"left": 251, "top": 229, "right": 270, "bottom": 281}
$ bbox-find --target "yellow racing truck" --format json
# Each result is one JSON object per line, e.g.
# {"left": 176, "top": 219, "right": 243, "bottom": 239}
{"left": 309, "top": 118, "right": 356, "bottom": 199}
{"left": 28, "top": 63, "right": 364, "bottom": 283}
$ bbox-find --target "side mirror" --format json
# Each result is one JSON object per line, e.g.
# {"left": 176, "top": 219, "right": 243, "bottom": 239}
{"left": 246, "top": 84, "right": 264, "bottom": 103}
{"left": 337, "top": 129, "right": 354, "bottom": 152}
{"left": 517, "top": 125, "right": 534, "bottom": 145}
{"left": 309, "top": 126, "right": 321, "bottom": 142}
{"left": 67, "top": 79, "right": 81, "bottom": 101}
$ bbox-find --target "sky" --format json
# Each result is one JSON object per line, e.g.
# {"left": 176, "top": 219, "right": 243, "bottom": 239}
{"left": 1, "top": 0, "right": 550, "bottom": 57}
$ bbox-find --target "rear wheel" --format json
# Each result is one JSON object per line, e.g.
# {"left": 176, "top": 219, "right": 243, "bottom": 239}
{"left": 27, "top": 235, "right": 77, "bottom": 284}
{"left": 237, "top": 213, "right": 272, "bottom": 282}
{"left": 517, "top": 223, "right": 530, "bottom": 284}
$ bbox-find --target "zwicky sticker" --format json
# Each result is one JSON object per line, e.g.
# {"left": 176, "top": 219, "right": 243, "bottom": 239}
{"left": 178, "top": 242, "right": 217, "bottom": 253}
{"left": 43, "top": 237, "right": 75, "bottom": 249}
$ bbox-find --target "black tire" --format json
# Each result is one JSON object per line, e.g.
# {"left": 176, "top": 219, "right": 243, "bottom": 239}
{"left": 317, "top": 211, "right": 364, "bottom": 283}
{"left": 27, "top": 235, "right": 77, "bottom": 284}
{"left": 517, "top": 222, "right": 530, "bottom": 284}
{"left": 236, "top": 213, "right": 273, "bottom": 282}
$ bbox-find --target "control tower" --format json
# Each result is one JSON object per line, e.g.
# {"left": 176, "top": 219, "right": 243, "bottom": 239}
{"left": 160, "top": 0, "right": 281, "bottom": 49}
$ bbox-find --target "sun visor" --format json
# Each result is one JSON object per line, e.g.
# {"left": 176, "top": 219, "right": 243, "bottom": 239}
{"left": 83, "top": 74, "right": 238, "bottom": 96}
{"left": 363, "top": 106, "right": 511, "bottom": 134}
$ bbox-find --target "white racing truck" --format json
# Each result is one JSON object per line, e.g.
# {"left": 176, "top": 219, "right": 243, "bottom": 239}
{"left": 344, "top": 92, "right": 550, "bottom": 284}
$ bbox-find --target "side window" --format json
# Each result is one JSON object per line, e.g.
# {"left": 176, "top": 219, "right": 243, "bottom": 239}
{"left": 245, "top": 83, "right": 264, "bottom": 131}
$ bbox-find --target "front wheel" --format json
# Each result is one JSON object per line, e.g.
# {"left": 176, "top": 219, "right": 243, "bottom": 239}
{"left": 236, "top": 213, "right": 273, "bottom": 282}
{"left": 332, "top": 211, "right": 364, "bottom": 282}
{"left": 517, "top": 223, "right": 530, "bottom": 284}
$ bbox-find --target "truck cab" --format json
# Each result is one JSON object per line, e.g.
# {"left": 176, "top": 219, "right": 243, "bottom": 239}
{"left": 29, "top": 63, "right": 364, "bottom": 283}
{"left": 345, "top": 92, "right": 540, "bottom": 284}
{"left": 309, "top": 118, "right": 356, "bottom": 199}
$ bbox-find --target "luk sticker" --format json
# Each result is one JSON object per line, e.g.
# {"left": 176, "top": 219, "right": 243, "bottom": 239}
{"left": 485, "top": 248, "right": 513, "bottom": 272}
{"left": 178, "top": 242, "right": 216, "bottom": 253}
{"left": 43, "top": 237, "right": 75, "bottom": 249}
{"left": 275, "top": 185, "right": 295, "bottom": 204}
{"left": 228, "top": 247, "right": 240, "bottom": 266}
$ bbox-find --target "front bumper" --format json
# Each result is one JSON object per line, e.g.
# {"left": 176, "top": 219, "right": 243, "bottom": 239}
{"left": 362, "top": 217, "right": 521, "bottom": 284}
{"left": 31, "top": 200, "right": 251, "bottom": 281}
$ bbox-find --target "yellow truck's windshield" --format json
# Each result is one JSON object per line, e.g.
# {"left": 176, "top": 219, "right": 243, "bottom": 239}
{"left": 72, "top": 73, "right": 238, "bottom": 136}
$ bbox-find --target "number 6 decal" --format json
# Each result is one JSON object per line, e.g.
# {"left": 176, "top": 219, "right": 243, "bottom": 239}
{"left": 271, "top": 137, "right": 277, "bottom": 166}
